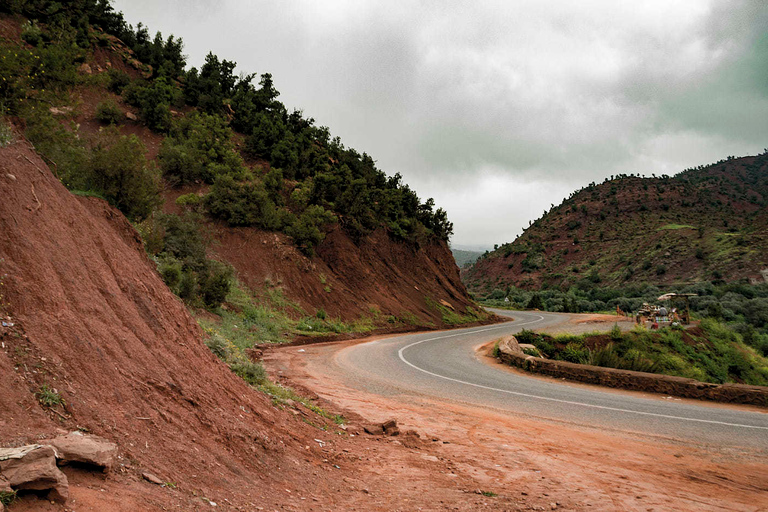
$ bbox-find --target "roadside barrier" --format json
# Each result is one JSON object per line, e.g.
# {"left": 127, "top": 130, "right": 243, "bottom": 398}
{"left": 496, "top": 337, "right": 768, "bottom": 407}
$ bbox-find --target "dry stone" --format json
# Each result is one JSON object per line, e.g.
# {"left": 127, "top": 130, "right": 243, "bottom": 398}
{"left": 142, "top": 472, "right": 164, "bottom": 485}
{"left": 0, "top": 445, "right": 68, "bottom": 503}
{"left": 46, "top": 431, "right": 118, "bottom": 472}
{"left": 382, "top": 419, "right": 400, "bottom": 436}
{"left": 363, "top": 424, "right": 384, "bottom": 436}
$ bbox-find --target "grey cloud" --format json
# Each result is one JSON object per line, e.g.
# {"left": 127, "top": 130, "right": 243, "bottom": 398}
{"left": 112, "top": 0, "right": 767, "bottom": 246}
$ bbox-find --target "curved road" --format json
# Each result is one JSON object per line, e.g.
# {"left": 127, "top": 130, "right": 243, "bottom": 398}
{"left": 334, "top": 309, "right": 768, "bottom": 452}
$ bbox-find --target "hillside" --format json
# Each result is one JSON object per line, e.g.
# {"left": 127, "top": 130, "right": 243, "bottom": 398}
{"left": 451, "top": 248, "right": 484, "bottom": 268}
{"left": 0, "top": 135, "right": 333, "bottom": 509}
{"left": 0, "top": 4, "right": 482, "bottom": 332}
{"left": 465, "top": 154, "right": 768, "bottom": 296}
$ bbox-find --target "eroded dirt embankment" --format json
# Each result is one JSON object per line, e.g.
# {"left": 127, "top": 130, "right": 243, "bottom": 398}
{"left": 4, "top": 138, "right": 485, "bottom": 511}
{"left": 163, "top": 185, "right": 479, "bottom": 328}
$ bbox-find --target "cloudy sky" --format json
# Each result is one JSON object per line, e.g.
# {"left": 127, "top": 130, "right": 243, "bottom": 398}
{"left": 113, "top": 0, "right": 767, "bottom": 249}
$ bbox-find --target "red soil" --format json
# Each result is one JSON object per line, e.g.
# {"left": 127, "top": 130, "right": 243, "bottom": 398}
{"left": 0, "top": 132, "right": 515, "bottom": 511}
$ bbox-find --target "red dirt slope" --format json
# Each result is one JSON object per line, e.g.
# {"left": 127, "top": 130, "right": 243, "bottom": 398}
{"left": 0, "top": 136, "right": 343, "bottom": 509}
{"left": 163, "top": 188, "right": 479, "bottom": 327}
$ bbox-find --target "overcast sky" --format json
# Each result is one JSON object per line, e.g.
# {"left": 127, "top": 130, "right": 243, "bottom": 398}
{"left": 113, "top": 0, "right": 768, "bottom": 249}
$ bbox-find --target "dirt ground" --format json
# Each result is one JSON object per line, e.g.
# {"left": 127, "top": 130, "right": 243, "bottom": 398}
{"left": 262, "top": 331, "right": 768, "bottom": 512}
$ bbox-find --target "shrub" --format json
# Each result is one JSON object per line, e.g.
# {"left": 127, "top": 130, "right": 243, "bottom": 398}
{"left": 206, "top": 333, "right": 232, "bottom": 361}
{"left": 159, "top": 112, "right": 246, "bottom": 185}
{"left": 199, "top": 260, "right": 233, "bottom": 308}
{"left": 157, "top": 255, "right": 183, "bottom": 292}
{"left": 562, "top": 342, "right": 589, "bottom": 364}
{"left": 156, "top": 212, "right": 209, "bottom": 270}
{"left": 21, "top": 21, "right": 43, "bottom": 46}
{"left": 175, "top": 193, "right": 203, "bottom": 211}
{"left": 526, "top": 293, "right": 543, "bottom": 310}
{"left": 107, "top": 69, "right": 131, "bottom": 94}
{"left": 284, "top": 205, "right": 337, "bottom": 255}
{"left": 206, "top": 175, "right": 287, "bottom": 228}
{"left": 95, "top": 99, "right": 123, "bottom": 124}
{"left": 85, "top": 130, "right": 161, "bottom": 221}
{"left": 230, "top": 360, "right": 267, "bottom": 386}
{"left": 123, "top": 77, "right": 181, "bottom": 132}
{"left": 516, "top": 329, "right": 538, "bottom": 345}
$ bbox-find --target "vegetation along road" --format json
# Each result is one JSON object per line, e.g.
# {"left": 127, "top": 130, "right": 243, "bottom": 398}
{"left": 332, "top": 309, "right": 768, "bottom": 452}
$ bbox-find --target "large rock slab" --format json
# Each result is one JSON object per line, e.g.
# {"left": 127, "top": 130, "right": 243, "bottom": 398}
{"left": 0, "top": 445, "right": 68, "bottom": 503}
{"left": 46, "top": 431, "right": 118, "bottom": 472}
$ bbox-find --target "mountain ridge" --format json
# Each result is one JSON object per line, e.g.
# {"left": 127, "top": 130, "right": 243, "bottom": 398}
{"left": 464, "top": 153, "right": 768, "bottom": 296}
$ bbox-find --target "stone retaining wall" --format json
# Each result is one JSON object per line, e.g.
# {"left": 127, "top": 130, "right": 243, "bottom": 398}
{"left": 497, "top": 337, "right": 768, "bottom": 407}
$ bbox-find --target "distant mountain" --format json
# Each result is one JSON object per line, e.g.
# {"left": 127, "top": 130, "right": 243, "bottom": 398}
{"left": 464, "top": 153, "right": 768, "bottom": 295}
{"left": 451, "top": 248, "right": 484, "bottom": 267}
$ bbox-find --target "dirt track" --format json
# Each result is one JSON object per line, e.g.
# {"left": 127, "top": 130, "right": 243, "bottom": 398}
{"left": 264, "top": 315, "right": 768, "bottom": 511}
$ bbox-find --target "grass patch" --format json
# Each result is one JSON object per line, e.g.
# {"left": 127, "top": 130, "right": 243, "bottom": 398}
{"left": 70, "top": 189, "right": 108, "bottom": 201}
{"left": 425, "top": 297, "right": 489, "bottom": 325}
{"left": 0, "top": 490, "right": 17, "bottom": 506}
{"left": 658, "top": 223, "right": 696, "bottom": 230}
{"left": 35, "top": 384, "right": 64, "bottom": 408}
{"left": 201, "top": 323, "right": 344, "bottom": 425}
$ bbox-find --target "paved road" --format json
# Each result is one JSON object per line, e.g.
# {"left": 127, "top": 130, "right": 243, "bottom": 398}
{"left": 334, "top": 309, "right": 768, "bottom": 452}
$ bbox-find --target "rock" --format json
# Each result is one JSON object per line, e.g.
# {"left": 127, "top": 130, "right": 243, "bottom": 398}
{"left": 142, "top": 472, "right": 164, "bottom": 485}
{"left": 0, "top": 445, "right": 68, "bottom": 503}
{"left": 404, "top": 430, "right": 420, "bottom": 438}
{"left": 46, "top": 431, "right": 118, "bottom": 472}
{"left": 550, "top": 503, "right": 558, "bottom": 510}
{"left": 382, "top": 419, "right": 400, "bottom": 436}
{"left": 363, "top": 424, "right": 384, "bottom": 436}
{"left": 77, "top": 63, "right": 93, "bottom": 74}
{"left": 48, "top": 106, "right": 73, "bottom": 116}
{"left": 125, "top": 111, "right": 138, "bottom": 121}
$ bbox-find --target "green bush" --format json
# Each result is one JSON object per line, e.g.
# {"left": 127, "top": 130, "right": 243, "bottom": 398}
{"left": 207, "top": 175, "right": 270, "bottom": 225}
{"left": 95, "top": 99, "right": 123, "bottom": 124}
{"left": 199, "top": 260, "right": 233, "bottom": 308}
{"left": 84, "top": 130, "right": 161, "bottom": 221}
{"left": 123, "top": 77, "right": 181, "bottom": 132}
{"left": 284, "top": 205, "right": 336, "bottom": 256}
{"left": 107, "top": 69, "right": 131, "bottom": 94}
{"left": 21, "top": 21, "right": 43, "bottom": 46}
{"left": 157, "top": 255, "right": 183, "bottom": 292}
{"left": 230, "top": 360, "right": 267, "bottom": 386}
{"left": 159, "top": 112, "right": 246, "bottom": 185}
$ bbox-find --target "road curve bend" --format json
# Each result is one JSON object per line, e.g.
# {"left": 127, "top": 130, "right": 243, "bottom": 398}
{"left": 334, "top": 309, "right": 768, "bottom": 452}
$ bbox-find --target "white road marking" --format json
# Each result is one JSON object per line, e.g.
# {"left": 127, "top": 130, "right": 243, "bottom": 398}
{"left": 397, "top": 315, "right": 768, "bottom": 431}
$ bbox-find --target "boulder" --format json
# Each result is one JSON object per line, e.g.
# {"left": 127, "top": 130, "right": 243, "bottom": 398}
{"left": 142, "top": 472, "right": 163, "bottom": 485}
{"left": 382, "top": 419, "right": 400, "bottom": 436}
{"left": 46, "top": 431, "right": 118, "bottom": 472}
{"left": 0, "top": 445, "right": 68, "bottom": 503}
{"left": 363, "top": 424, "right": 384, "bottom": 436}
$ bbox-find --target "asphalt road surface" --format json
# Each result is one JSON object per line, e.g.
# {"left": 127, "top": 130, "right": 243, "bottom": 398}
{"left": 334, "top": 309, "right": 768, "bottom": 452}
